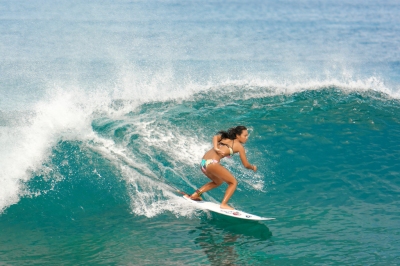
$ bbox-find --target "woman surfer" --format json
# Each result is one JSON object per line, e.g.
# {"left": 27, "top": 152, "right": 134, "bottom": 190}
{"left": 185, "top": 126, "right": 257, "bottom": 210}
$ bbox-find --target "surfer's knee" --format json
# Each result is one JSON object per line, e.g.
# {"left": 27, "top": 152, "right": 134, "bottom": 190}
{"left": 213, "top": 179, "right": 223, "bottom": 186}
{"left": 226, "top": 178, "right": 237, "bottom": 187}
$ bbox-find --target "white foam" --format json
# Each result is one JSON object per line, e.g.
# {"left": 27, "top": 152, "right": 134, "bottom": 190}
{"left": 0, "top": 68, "right": 207, "bottom": 214}
{"left": 85, "top": 135, "right": 200, "bottom": 218}
{"left": 0, "top": 87, "right": 94, "bottom": 213}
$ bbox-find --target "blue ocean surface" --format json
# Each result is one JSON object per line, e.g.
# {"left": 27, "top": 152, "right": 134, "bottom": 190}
{"left": 1, "top": 0, "right": 399, "bottom": 265}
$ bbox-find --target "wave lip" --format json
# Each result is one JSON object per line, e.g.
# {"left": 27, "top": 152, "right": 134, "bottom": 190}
{"left": 0, "top": 89, "right": 93, "bottom": 213}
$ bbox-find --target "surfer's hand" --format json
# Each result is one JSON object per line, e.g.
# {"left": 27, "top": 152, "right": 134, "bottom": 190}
{"left": 214, "top": 148, "right": 224, "bottom": 156}
{"left": 252, "top": 165, "right": 257, "bottom": 172}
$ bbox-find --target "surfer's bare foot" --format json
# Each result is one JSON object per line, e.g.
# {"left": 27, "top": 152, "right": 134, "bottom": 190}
{"left": 220, "top": 204, "right": 234, "bottom": 210}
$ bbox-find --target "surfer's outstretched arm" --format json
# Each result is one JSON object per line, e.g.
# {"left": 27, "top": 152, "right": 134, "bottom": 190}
{"left": 237, "top": 144, "right": 257, "bottom": 171}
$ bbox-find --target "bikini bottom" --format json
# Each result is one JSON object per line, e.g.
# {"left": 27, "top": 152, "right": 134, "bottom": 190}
{"left": 200, "top": 159, "right": 219, "bottom": 173}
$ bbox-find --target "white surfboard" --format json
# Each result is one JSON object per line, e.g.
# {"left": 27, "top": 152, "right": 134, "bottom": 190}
{"left": 183, "top": 196, "right": 275, "bottom": 221}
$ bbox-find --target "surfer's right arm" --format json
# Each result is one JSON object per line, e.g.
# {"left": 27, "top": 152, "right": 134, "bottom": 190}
{"left": 212, "top": 134, "right": 225, "bottom": 157}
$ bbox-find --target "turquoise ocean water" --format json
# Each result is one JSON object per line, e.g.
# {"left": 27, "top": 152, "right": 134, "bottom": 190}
{"left": 1, "top": 0, "right": 399, "bottom": 265}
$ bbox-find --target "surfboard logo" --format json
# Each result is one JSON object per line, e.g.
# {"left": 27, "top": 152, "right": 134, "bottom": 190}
{"left": 221, "top": 210, "right": 240, "bottom": 216}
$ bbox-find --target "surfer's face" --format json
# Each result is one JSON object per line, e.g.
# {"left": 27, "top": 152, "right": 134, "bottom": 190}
{"left": 237, "top": 130, "right": 249, "bottom": 144}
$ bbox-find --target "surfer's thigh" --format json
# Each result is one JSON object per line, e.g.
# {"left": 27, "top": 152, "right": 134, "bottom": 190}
{"left": 203, "top": 169, "right": 224, "bottom": 186}
{"left": 207, "top": 164, "right": 237, "bottom": 185}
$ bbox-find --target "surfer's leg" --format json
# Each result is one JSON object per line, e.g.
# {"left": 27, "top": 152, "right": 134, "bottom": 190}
{"left": 205, "top": 164, "right": 237, "bottom": 210}
{"left": 189, "top": 172, "right": 223, "bottom": 200}
{"left": 190, "top": 159, "right": 223, "bottom": 200}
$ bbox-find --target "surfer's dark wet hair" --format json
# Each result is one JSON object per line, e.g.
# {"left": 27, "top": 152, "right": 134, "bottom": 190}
{"left": 218, "top": 126, "right": 247, "bottom": 140}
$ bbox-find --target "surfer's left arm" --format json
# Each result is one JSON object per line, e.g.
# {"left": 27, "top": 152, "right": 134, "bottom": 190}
{"left": 237, "top": 145, "right": 257, "bottom": 171}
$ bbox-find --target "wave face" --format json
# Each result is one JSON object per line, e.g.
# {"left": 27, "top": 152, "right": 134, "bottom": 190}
{"left": 1, "top": 82, "right": 400, "bottom": 264}
{"left": 1, "top": 0, "right": 400, "bottom": 264}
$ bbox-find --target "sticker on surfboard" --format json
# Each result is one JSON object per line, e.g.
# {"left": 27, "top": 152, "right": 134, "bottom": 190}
{"left": 182, "top": 195, "right": 275, "bottom": 221}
